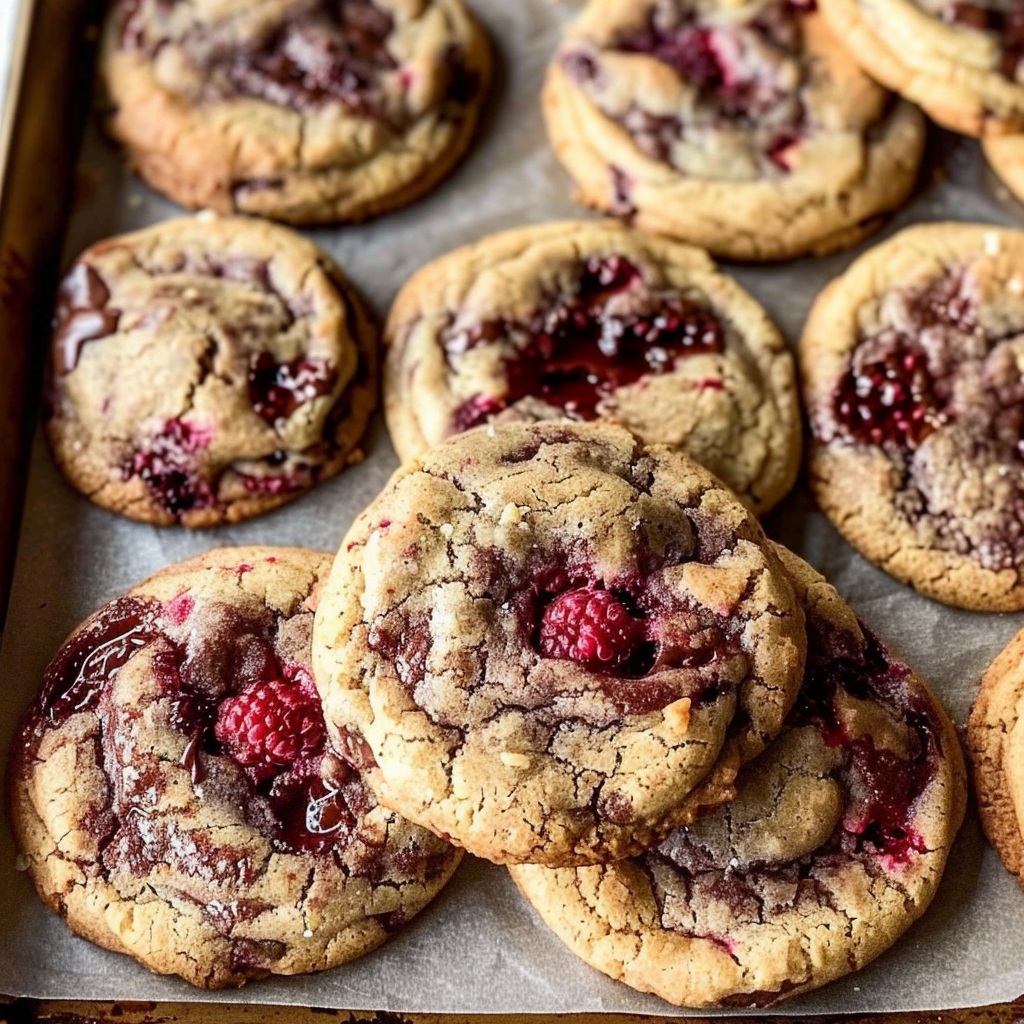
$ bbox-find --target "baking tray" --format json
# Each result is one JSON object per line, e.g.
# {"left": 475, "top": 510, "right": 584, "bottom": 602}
{"left": 3, "top": 0, "right": 1024, "bottom": 1015}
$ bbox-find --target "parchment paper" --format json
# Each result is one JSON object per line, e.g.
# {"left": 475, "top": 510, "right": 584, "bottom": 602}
{"left": 2, "top": 0, "right": 1024, "bottom": 1012}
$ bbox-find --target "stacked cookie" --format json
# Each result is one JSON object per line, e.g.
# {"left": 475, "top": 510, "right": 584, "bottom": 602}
{"left": 542, "top": 0, "right": 926, "bottom": 260}
{"left": 12, "top": 419, "right": 968, "bottom": 1004}
{"left": 310, "top": 421, "right": 967, "bottom": 1006}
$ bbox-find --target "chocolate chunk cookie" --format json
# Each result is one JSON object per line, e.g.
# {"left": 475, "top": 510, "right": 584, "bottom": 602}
{"left": 9, "top": 547, "right": 462, "bottom": 989}
{"left": 312, "top": 421, "right": 807, "bottom": 867}
{"left": 510, "top": 547, "right": 966, "bottom": 1009}
{"left": 45, "top": 215, "right": 377, "bottom": 527}
{"left": 801, "top": 222, "right": 1024, "bottom": 611}
{"left": 819, "top": 0, "right": 1024, "bottom": 136}
{"left": 100, "top": 0, "right": 491, "bottom": 224}
{"left": 385, "top": 221, "right": 801, "bottom": 515}
{"left": 968, "top": 625, "right": 1024, "bottom": 886}
{"left": 543, "top": 0, "right": 925, "bottom": 261}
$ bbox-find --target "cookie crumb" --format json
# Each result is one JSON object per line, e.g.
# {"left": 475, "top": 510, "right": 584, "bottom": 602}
{"left": 985, "top": 231, "right": 1001, "bottom": 255}
{"left": 499, "top": 503, "right": 523, "bottom": 526}
{"left": 500, "top": 751, "right": 532, "bottom": 769}
{"left": 663, "top": 698, "right": 692, "bottom": 737}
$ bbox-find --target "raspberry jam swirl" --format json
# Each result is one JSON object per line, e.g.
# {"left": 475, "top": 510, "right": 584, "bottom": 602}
{"left": 825, "top": 266, "right": 1024, "bottom": 571}
{"left": 643, "top": 620, "right": 946, "bottom": 967}
{"left": 445, "top": 255, "right": 726, "bottom": 433}
{"left": 363, "top": 464, "right": 756, "bottom": 729}
{"left": 561, "top": 0, "right": 812, "bottom": 178}
{"left": 18, "top": 591, "right": 366, "bottom": 857}
{"left": 117, "top": 0, "right": 477, "bottom": 125}
{"left": 48, "top": 250, "right": 342, "bottom": 521}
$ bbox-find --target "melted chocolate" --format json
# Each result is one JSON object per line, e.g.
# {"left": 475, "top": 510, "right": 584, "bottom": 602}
{"left": 249, "top": 353, "right": 338, "bottom": 422}
{"left": 34, "top": 596, "right": 162, "bottom": 735}
{"left": 52, "top": 263, "right": 120, "bottom": 373}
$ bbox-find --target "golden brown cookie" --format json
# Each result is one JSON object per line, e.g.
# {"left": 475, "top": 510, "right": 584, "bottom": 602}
{"left": 45, "top": 215, "right": 377, "bottom": 527}
{"left": 819, "top": 0, "right": 1024, "bottom": 137}
{"left": 9, "top": 547, "right": 462, "bottom": 989}
{"left": 312, "top": 421, "right": 807, "bottom": 867}
{"left": 801, "top": 222, "right": 1024, "bottom": 611}
{"left": 968, "top": 625, "right": 1024, "bottom": 885}
{"left": 543, "top": 0, "right": 925, "bottom": 260}
{"left": 384, "top": 221, "right": 802, "bottom": 515}
{"left": 100, "top": 0, "right": 491, "bottom": 224}
{"left": 510, "top": 547, "right": 966, "bottom": 1009}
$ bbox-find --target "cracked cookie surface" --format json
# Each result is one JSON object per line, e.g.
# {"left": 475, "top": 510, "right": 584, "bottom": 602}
{"left": 967, "top": 625, "right": 1024, "bottom": 887}
{"left": 801, "top": 222, "right": 1024, "bottom": 611}
{"left": 100, "top": 0, "right": 491, "bottom": 224}
{"left": 45, "top": 215, "right": 377, "bottom": 527}
{"left": 542, "top": 0, "right": 925, "bottom": 261}
{"left": 510, "top": 546, "right": 966, "bottom": 1009}
{"left": 385, "top": 221, "right": 801, "bottom": 515}
{"left": 818, "top": 0, "right": 1024, "bottom": 136}
{"left": 312, "top": 421, "right": 807, "bottom": 866}
{"left": 9, "top": 547, "right": 462, "bottom": 989}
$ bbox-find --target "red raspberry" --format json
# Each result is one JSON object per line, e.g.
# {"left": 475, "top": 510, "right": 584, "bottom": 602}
{"left": 214, "top": 676, "right": 325, "bottom": 780}
{"left": 539, "top": 587, "right": 643, "bottom": 671}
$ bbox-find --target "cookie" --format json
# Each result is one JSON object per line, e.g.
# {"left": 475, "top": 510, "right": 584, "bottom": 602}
{"left": 45, "top": 215, "right": 377, "bottom": 528}
{"left": 9, "top": 547, "right": 462, "bottom": 989}
{"left": 985, "top": 132, "right": 1024, "bottom": 202}
{"left": 800, "top": 222, "right": 1024, "bottom": 612}
{"left": 967, "top": 625, "right": 1024, "bottom": 885}
{"left": 510, "top": 547, "right": 966, "bottom": 1009}
{"left": 384, "top": 221, "right": 802, "bottom": 515}
{"left": 542, "top": 0, "right": 925, "bottom": 261}
{"left": 818, "top": 0, "right": 1024, "bottom": 137}
{"left": 312, "top": 420, "right": 807, "bottom": 867}
{"left": 100, "top": 0, "right": 491, "bottom": 224}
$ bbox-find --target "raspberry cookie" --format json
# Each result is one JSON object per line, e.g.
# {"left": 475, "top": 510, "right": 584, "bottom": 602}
{"left": 542, "top": 0, "right": 925, "bottom": 261}
{"left": 312, "top": 421, "right": 807, "bottom": 867}
{"left": 968, "top": 625, "right": 1024, "bottom": 886}
{"left": 385, "top": 221, "right": 801, "bottom": 515}
{"left": 510, "top": 548, "right": 966, "bottom": 1009}
{"left": 819, "top": 0, "right": 1024, "bottom": 136}
{"left": 100, "top": 0, "right": 490, "bottom": 224}
{"left": 801, "top": 222, "right": 1024, "bottom": 611}
{"left": 45, "top": 215, "right": 377, "bottom": 527}
{"left": 9, "top": 547, "right": 462, "bottom": 989}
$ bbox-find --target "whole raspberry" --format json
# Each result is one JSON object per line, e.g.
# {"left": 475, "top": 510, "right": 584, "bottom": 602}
{"left": 214, "top": 676, "right": 325, "bottom": 781}
{"left": 539, "top": 587, "right": 644, "bottom": 671}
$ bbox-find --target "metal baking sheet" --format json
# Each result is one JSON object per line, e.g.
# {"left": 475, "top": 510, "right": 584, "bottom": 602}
{"left": 2, "top": 0, "right": 1024, "bottom": 1012}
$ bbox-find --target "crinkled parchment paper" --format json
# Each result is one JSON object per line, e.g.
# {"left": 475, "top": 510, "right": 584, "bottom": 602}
{"left": 2, "top": 0, "right": 1024, "bottom": 1012}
